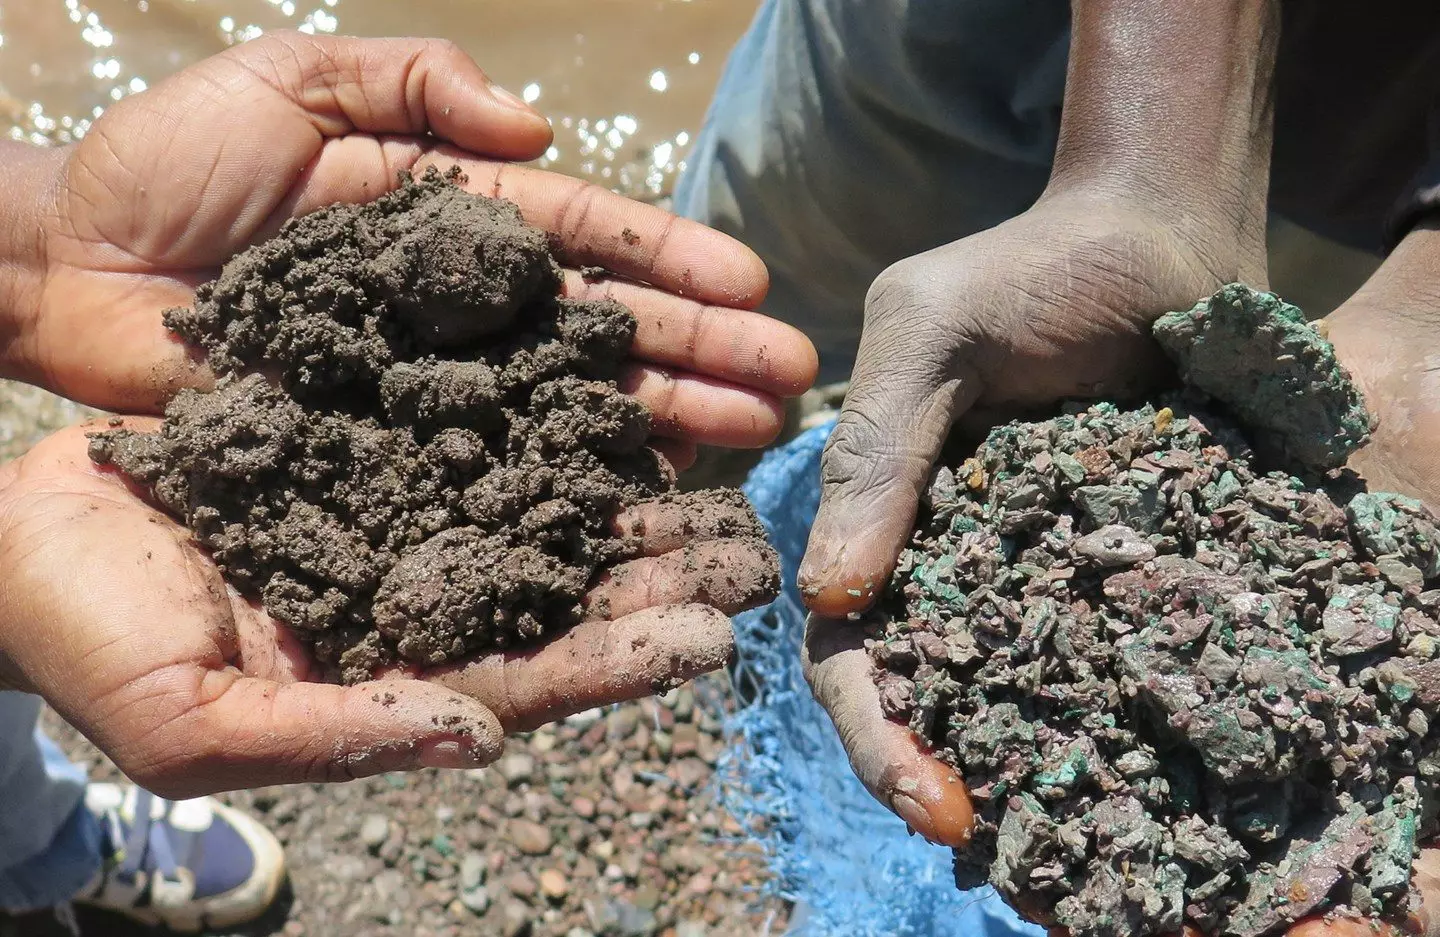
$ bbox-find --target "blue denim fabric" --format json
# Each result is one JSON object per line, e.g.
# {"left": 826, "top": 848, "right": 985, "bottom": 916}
{"left": 0, "top": 692, "right": 100, "bottom": 913}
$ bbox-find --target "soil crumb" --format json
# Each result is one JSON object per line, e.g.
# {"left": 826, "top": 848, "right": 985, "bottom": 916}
{"left": 876, "top": 284, "right": 1440, "bottom": 937}
{"left": 89, "top": 167, "right": 773, "bottom": 683}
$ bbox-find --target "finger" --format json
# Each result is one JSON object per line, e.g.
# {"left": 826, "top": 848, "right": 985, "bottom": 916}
{"left": 222, "top": 31, "right": 552, "bottom": 160}
{"left": 122, "top": 672, "right": 505, "bottom": 797}
{"left": 416, "top": 149, "right": 770, "bottom": 309}
{"left": 0, "top": 426, "right": 504, "bottom": 798}
{"left": 613, "top": 490, "right": 766, "bottom": 556}
{"left": 650, "top": 438, "right": 698, "bottom": 474}
{"left": 424, "top": 604, "right": 735, "bottom": 733}
{"left": 797, "top": 311, "right": 980, "bottom": 616}
{"left": 562, "top": 271, "right": 817, "bottom": 397}
{"left": 801, "top": 613, "right": 974, "bottom": 846}
{"left": 583, "top": 538, "right": 779, "bottom": 621}
{"left": 1288, "top": 920, "right": 1402, "bottom": 937}
{"left": 621, "top": 363, "right": 785, "bottom": 449}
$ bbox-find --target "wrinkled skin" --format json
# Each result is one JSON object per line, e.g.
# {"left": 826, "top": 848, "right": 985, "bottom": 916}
{"left": 0, "top": 31, "right": 818, "bottom": 797}
{"left": 800, "top": 200, "right": 1440, "bottom": 937}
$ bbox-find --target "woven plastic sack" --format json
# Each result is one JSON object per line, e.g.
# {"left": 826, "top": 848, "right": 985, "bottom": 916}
{"left": 718, "top": 422, "right": 1041, "bottom": 937}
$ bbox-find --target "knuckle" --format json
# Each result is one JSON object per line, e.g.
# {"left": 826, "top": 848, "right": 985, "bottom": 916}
{"left": 864, "top": 259, "right": 942, "bottom": 324}
{"left": 820, "top": 407, "right": 922, "bottom": 494}
{"left": 420, "top": 37, "right": 466, "bottom": 64}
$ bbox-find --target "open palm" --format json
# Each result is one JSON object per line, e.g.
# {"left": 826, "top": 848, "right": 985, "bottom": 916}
{"left": 22, "top": 31, "right": 814, "bottom": 465}
{"left": 0, "top": 31, "right": 819, "bottom": 798}
{"left": 0, "top": 419, "right": 776, "bottom": 798}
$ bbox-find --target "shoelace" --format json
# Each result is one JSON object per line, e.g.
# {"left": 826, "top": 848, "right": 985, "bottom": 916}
{"left": 103, "top": 789, "right": 184, "bottom": 885}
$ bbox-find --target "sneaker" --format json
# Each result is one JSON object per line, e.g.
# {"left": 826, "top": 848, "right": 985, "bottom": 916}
{"left": 75, "top": 784, "right": 286, "bottom": 933}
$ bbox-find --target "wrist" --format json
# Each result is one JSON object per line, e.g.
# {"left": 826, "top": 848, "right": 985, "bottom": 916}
{"left": 1330, "top": 223, "right": 1440, "bottom": 330}
{"left": 0, "top": 141, "right": 68, "bottom": 380}
{"left": 1044, "top": 0, "right": 1280, "bottom": 262}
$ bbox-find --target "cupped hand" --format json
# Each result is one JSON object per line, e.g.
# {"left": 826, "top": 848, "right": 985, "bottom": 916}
{"left": 803, "top": 212, "right": 1440, "bottom": 935}
{"left": 11, "top": 31, "right": 816, "bottom": 466}
{"left": 0, "top": 419, "right": 776, "bottom": 798}
{"left": 797, "top": 190, "right": 1259, "bottom": 616}
{"left": 795, "top": 190, "right": 1260, "bottom": 855}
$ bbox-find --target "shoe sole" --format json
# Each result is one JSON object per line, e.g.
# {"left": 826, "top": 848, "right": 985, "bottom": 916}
{"left": 101, "top": 799, "right": 288, "bottom": 934}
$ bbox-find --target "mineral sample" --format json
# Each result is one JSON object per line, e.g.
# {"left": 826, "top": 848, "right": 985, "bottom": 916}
{"left": 875, "top": 284, "right": 1440, "bottom": 937}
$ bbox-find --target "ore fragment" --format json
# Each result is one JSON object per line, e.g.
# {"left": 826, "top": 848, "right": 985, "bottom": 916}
{"left": 1152, "top": 283, "right": 1372, "bottom": 472}
{"left": 880, "top": 284, "right": 1438, "bottom": 937}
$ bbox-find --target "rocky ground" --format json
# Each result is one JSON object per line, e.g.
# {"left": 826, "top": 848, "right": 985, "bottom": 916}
{"left": 0, "top": 380, "right": 791, "bottom": 937}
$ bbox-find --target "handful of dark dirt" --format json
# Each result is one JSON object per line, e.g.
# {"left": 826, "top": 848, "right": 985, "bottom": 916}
{"left": 874, "top": 284, "right": 1440, "bottom": 937}
{"left": 89, "top": 167, "right": 775, "bottom": 684}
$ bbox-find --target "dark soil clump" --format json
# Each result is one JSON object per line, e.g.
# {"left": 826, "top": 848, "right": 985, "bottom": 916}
{"left": 89, "top": 167, "right": 771, "bottom": 683}
{"left": 875, "top": 285, "right": 1440, "bottom": 937}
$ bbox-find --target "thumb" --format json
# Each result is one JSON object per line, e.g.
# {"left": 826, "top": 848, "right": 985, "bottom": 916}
{"left": 798, "top": 295, "right": 980, "bottom": 615}
{"left": 218, "top": 31, "right": 553, "bottom": 160}
{"left": 111, "top": 670, "right": 504, "bottom": 799}
{"left": 802, "top": 613, "right": 974, "bottom": 846}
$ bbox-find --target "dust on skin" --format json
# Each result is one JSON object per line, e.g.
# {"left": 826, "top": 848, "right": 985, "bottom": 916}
{"left": 90, "top": 167, "right": 776, "bottom": 684}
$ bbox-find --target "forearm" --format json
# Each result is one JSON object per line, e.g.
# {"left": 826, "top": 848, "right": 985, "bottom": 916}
{"left": 1047, "top": 0, "right": 1280, "bottom": 251}
{"left": 0, "top": 141, "right": 64, "bottom": 372}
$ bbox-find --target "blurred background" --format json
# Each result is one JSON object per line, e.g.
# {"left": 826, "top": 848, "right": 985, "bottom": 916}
{"left": 0, "top": 0, "right": 758, "bottom": 200}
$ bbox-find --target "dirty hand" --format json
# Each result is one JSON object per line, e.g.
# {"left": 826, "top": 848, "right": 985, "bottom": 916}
{"left": 0, "top": 420, "right": 775, "bottom": 798}
{"left": 802, "top": 211, "right": 1440, "bottom": 934}
{"left": 1326, "top": 221, "right": 1440, "bottom": 511}
{"left": 795, "top": 187, "right": 1255, "bottom": 849}
{"left": 1, "top": 30, "right": 814, "bottom": 463}
{"left": 794, "top": 0, "right": 1284, "bottom": 863}
{"left": 800, "top": 213, "right": 1440, "bottom": 937}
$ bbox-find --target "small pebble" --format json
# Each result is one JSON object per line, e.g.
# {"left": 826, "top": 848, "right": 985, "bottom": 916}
{"left": 359, "top": 814, "right": 389, "bottom": 850}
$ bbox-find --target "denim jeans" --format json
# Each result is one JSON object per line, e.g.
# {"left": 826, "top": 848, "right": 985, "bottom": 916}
{"left": 675, "top": 0, "right": 1426, "bottom": 387}
{"left": 0, "top": 692, "right": 101, "bottom": 913}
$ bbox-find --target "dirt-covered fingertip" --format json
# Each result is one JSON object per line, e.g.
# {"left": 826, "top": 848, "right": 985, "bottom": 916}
{"left": 612, "top": 489, "right": 767, "bottom": 555}
{"left": 584, "top": 538, "right": 779, "bottom": 621}
{"left": 879, "top": 723, "right": 975, "bottom": 848}
{"left": 799, "top": 495, "right": 914, "bottom": 616}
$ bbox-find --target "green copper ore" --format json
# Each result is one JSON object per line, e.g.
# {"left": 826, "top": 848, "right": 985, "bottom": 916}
{"left": 1153, "top": 283, "right": 1373, "bottom": 472}
{"left": 875, "top": 285, "right": 1440, "bottom": 937}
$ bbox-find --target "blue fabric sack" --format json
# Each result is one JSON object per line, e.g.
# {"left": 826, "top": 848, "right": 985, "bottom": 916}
{"left": 718, "top": 422, "right": 1042, "bottom": 937}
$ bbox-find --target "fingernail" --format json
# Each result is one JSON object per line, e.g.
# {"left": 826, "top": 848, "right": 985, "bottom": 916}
{"left": 418, "top": 737, "right": 487, "bottom": 770}
{"left": 489, "top": 82, "right": 533, "bottom": 112}
{"left": 892, "top": 792, "right": 930, "bottom": 836}
{"left": 892, "top": 790, "right": 974, "bottom": 847}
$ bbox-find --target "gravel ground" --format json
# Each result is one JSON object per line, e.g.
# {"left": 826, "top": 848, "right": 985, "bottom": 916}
{"left": 0, "top": 379, "right": 791, "bottom": 937}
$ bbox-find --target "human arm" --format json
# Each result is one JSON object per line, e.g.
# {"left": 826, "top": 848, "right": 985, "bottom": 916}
{"left": 800, "top": 0, "right": 1283, "bottom": 851}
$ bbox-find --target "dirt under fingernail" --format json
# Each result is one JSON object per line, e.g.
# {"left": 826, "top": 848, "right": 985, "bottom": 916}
{"left": 87, "top": 167, "right": 777, "bottom": 684}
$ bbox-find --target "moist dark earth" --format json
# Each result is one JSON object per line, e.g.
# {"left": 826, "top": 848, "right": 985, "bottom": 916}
{"left": 875, "top": 286, "right": 1440, "bottom": 937}
{"left": 88, "top": 167, "right": 772, "bottom": 684}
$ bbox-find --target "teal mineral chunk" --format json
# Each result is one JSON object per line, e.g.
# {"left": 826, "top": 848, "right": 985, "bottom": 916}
{"left": 878, "top": 286, "right": 1440, "bottom": 937}
{"left": 1152, "top": 283, "right": 1372, "bottom": 472}
{"left": 1348, "top": 491, "right": 1440, "bottom": 583}
{"left": 1368, "top": 781, "right": 1420, "bottom": 899}
{"left": 1321, "top": 585, "right": 1399, "bottom": 655}
{"left": 1073, "top": 483, "right": 1164, "bottom": 531}
{"left": 1228, "top": 804, "right": 1373, "bottom": 937}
